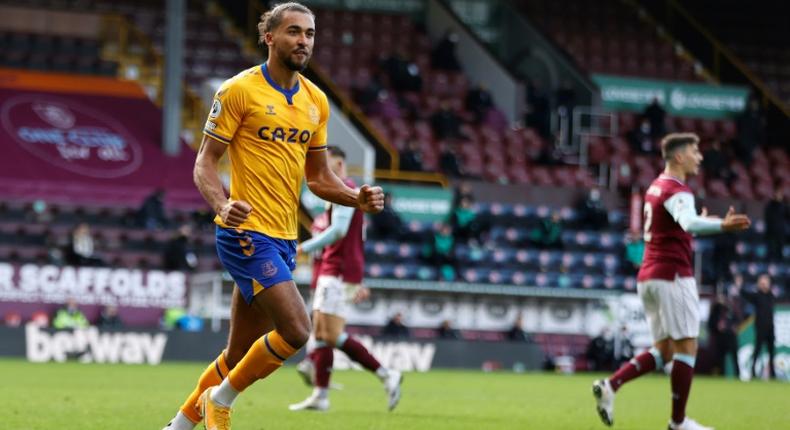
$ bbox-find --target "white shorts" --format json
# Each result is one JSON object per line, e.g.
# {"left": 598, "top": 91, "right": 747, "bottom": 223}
{"left": 637, "top": 277, "right": 700, "bottom": 341}
{"left": 312, "top": 275, "right": 360, "bottom": 318}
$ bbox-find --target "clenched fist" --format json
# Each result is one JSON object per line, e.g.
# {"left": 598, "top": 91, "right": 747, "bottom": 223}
{"left": 357, "top": 184, "right": 384, "bottom": 214}
{"left": 219, "top": 199, "right": 253, "bottom": 227}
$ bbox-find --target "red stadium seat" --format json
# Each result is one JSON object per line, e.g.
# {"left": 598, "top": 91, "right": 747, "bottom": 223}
{"left": 464, "top": 158, "right": 484, "bottom": 177}
{"left": 675, "top": 61, "right": 696, "bottom": 81}
{"left": 531, "top": 167, "right": 554, "bottom": 186}
{"left": 508, "top": 165, "right": 531, "bottom": 184}
{"left": 553, "top": 168, "right": 576, "bottom": 187}
{"left": 717, "top": 120, "right": 737, "bottom": 140}
{"left": 617, "top": 112, "right": 637, "bottom": 133}
{"left": 676, "top": 117, "right": 696, "bottom": 133}
{"left": 658, "top": 62, "right": 675, "bottom": 79}
{"left": 731, "top": 179, "right": 754, "bottom": 200}
{"left": 697, "top": 119, "right": 717, "bottom": 138}
{"left": 706, "top": 179, "right": 731, "bottom": 198}
{"left": 753, "top": 180, "right": 775, "bottom": 200}
{"left": 483, "top": 164, "right": 506, "bottom": 183}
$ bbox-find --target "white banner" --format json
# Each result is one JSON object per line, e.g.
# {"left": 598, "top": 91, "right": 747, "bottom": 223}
{"left": 339, "top": 292, "right": 615, "bottom": 334}
{"left": 0, "top": 263, "right": 186, "bottom": 308}
{"left": 605, "top": 294, "right": 652, "bottom": 349}
{"left": 601, "top": 293, "right": 711, "bottom": 350}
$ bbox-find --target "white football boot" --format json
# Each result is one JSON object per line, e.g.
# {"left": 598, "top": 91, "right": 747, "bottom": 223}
{"left": 383, "top": 369, "right": 403, "bottom": 411}
{"left": 668, "top": 417, "right": 714, "bottom": 430}
{"left": 592, "top": 379, "right": 615, "bottom": 426}
{"left": 288, "top": 393, "right": 330, "bottom": 412}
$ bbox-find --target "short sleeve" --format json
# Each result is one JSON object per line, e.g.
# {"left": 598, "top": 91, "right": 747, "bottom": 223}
{"left": 203, "top": 81, "right": 245, "bottom": 144}
{"left": 308, "top": 93, "right": 329, "bottom": 152}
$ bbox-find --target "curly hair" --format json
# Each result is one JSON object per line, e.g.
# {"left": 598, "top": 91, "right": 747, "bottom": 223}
{"left": 258, "top": 2, "right": 314, "bottom": 45}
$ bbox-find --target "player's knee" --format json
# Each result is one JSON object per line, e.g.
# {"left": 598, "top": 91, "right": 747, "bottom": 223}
{"left": 314, "top": 331, "right": 337, "bottom": 347}
{"left": 314, "top": 330, "right": 329, "bottom": 343}
{"left": 280, "top": 325, "right": 310, "bottom": 349}
{"left": 290, "top": 331, "right": 310, "bottom": 349}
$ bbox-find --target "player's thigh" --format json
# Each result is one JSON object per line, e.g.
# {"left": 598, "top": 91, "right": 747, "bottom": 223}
{"left": 314, "top": 311, "right": 346, "bottom": 345}
{"left": 214, "top": 227, "right": 262, "bottom": 304}
{"left": 312, "top": 275, "right": 348, "bottom": 317}
{"left": 638, "top": 280, "right": 668, "bottom": 342}
{"left": 662, "top": 277, "right": 700, "bottom": 341}
{"left": 252, "top": 279, "right": 311, "bottom": 346}
{"left": 226, "top": 286, "right": 274, "bottom": 367}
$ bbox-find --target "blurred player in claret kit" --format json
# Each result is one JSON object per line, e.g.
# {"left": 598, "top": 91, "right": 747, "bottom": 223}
{"left": 289, "top": 146, "right": 403, "bottom": 412}
{"left": 161, "top": 3, "right": 384, "bottom": 430}
{"left": 592, "top": 133, "right": 751, "bottom": 430}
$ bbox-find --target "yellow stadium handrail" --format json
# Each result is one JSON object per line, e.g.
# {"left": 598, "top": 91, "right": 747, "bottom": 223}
{"left": 666, "top": 0, "right": 790, "bottom": 118}
{"left": 350, "top": 168, "right": 449, "bottom": 188}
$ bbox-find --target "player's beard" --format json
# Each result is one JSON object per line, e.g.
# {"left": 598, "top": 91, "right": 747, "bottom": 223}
{"left": 279, "top": 46, "right": 310, "bottom": 72}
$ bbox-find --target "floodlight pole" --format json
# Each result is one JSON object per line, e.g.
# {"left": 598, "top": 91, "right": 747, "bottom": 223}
{"left": 162, "top": 0, "right": 185, "bottom": 156}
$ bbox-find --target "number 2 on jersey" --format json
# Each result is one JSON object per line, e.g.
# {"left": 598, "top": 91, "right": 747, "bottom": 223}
{"left": 643, "top": 203, "right": 653, "bottom": 242}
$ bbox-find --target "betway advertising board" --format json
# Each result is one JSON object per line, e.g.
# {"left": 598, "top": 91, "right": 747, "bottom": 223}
{"left": 592, "top": 74, "right": 749, "bottom": 118}
{"left": 302, "top": 184, "right": 452, "bottom": 222}
{"left": 0, "top": 326, "right": 544, "bottom": 371}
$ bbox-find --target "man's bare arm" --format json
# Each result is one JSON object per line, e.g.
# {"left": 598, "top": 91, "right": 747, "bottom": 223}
{"left": 194, "top": 135, "right": 252, "bottom": 226}
{"left": 304, "top": 150, "right": 384, "bottom": 213}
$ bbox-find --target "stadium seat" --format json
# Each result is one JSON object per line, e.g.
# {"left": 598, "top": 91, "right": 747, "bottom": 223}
{"left": 511, "top": 271, "right": 536, "bottom": 286}
{"left": 367, "top": 263, "right": 395, "bottom": 279}
{"left": 535, "top": 272, "right": 560, "bottom": 288}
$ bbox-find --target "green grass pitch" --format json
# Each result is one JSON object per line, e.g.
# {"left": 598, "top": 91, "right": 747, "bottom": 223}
{"left": 1, "top": 358, "right": 787, "bottom": 429}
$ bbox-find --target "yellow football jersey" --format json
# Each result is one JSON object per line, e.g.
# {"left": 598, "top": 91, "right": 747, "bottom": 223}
{"left": 203, "top": 63, "right": 329, "bottom": 240}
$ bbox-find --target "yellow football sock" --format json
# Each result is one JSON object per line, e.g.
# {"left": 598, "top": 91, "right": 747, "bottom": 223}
{"left": 227, "top": 330, "right": 298, "bottom": 392}
{"left": 179, "top": 350, "right": 230, "bottom": 423}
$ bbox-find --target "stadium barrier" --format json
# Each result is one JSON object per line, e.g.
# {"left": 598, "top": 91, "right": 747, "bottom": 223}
{"left": 0, "top": 325, "right": 545, "bottom": 371}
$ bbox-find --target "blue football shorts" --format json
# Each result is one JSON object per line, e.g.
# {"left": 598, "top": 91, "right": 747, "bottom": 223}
{"left": 215, "top": 226, "right": 297, "bottom": 304}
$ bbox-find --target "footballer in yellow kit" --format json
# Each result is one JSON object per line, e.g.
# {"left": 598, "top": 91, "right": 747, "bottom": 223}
{"left": 161, "top": 3, "right": 384, "bottom": 429}
{"left": 205, "top": 62, "right": 330, "bottom": 302}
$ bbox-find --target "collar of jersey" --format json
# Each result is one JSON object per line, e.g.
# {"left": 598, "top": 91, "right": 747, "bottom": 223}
{"left": 261, "top": 62, "right": 300, "bottom": 105}
{"left": 659, "top": 173, "right": 685, "bottom": 185}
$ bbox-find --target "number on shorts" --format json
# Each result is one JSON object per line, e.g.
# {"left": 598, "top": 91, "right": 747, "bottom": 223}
{"left": 643, "top": 203, "right": 653, "bottom": 242}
